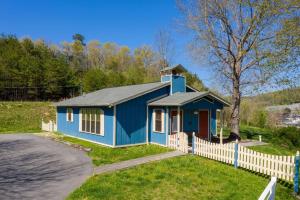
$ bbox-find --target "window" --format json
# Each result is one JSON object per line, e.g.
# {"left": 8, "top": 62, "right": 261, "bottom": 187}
{"left": 80, "top": 108, "right": 104, "bottom": 135}
{"left": 66, "top": 108, "right": 73, "bottom": 122}
{"left": 153, "top": 109, "right": 164, "bottom": 133}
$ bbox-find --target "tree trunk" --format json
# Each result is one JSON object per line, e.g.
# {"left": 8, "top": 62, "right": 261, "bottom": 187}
{"left": 230, "top": 70, "right": 241, "bottom": 136}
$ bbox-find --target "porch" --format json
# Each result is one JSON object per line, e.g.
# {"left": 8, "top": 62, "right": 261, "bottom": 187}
{"left": 148, "top": 92, "right": 229, "bottom": 147}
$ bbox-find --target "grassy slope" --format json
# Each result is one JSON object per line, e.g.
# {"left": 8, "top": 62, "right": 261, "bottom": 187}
{"left": 68, "top": 155, "right": 294, "bottom": 200}
{"left": 54, "top": 133, "right": 171, "bottom": 166}
{"left": 249, "top": 144, "right": 295, "bottom": 155}
{"left": 223, "top": 125, "right": 297, "bottom": 155}
{"left": 0, "top": 101, "right": 55, "bottom": 133}
{"left": 253, "top": 87, "right": 300, "bottom": 106}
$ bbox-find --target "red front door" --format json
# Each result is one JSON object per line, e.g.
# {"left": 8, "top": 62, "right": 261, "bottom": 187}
{"left": 198, "top": 110, "right": 209, "bottom": 139}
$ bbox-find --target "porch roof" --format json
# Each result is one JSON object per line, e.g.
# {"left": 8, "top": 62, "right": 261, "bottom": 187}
{"left": 148, "top": 92, "right": 230, "bottom": 106}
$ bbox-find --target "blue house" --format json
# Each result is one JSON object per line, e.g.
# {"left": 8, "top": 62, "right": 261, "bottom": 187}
{"left": 55, "top": 65, "right": 230, "bottom": 148}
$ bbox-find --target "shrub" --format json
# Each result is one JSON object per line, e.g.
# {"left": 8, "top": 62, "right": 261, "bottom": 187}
{"left": 272, "top": 127, "right": 300, "bottom": 149}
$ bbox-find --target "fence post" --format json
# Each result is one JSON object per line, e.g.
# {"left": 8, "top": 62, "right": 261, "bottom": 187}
{"left": 234, "top": 139, "right": 238, "bottom": 168}
{"left": 192, "top": 132, "right": 195, "bottom": 154}
{"left": 294, "top": 151, "right": 300, "bottom": 194}
{"left": 259, "top": 135, "right": 262, "bottom": 142}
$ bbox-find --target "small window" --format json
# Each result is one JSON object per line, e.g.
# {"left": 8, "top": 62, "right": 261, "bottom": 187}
{"left": 80, "top": 108, "right": 104, "bottom": 136}
{"left": 153, "top": 109, "right": 164, "bottom": 133}
{"left": 66, "top": 108, "right": 73, "bottom": 122}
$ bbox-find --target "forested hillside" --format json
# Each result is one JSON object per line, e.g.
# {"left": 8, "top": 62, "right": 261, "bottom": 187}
{"left": 0, "top": 34, "right": 205, "bottom": 101}
{"left": 237, "top": 87, "right": 300, "bottom": 128}
{"left": 251, "top": 88, "right": 300, "bottom": 106}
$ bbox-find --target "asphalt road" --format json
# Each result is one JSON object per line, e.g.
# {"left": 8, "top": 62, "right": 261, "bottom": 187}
{"left": 0, "top": 134, "right": 93, "bottom": 200}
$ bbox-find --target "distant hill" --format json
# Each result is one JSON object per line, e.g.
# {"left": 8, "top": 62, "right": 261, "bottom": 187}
{"left": 247, "top": 87, "right": 300, "bottom": 106}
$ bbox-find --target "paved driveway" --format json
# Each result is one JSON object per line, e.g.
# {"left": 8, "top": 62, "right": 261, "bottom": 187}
{"left": 0, "top": 134, "right": 93, "bottom": 200}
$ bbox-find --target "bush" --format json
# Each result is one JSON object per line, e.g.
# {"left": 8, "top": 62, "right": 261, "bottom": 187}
{"left": 272, "top": 127, "right": 300, "bottom": 149}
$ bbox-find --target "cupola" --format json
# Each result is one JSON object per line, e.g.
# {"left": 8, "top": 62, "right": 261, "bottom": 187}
{"left": 160, "top": 64, "right": 187, "bottom": 95}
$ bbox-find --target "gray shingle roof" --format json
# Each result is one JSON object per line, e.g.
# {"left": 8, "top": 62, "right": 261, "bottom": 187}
{"left": 55, "top": 82, "right": 169, "bottom": 107}
{"left": 149, "top": 92, "right": 230, "bottom": 106}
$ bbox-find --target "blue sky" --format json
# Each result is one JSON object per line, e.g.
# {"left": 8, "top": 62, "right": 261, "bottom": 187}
{"left": 1, "top": 0, "right": 214, "bottom": 87}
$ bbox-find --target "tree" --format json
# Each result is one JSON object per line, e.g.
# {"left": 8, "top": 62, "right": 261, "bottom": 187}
{"left": 154, "top": 29, "right": 176, "bottom": 69}
{"left": 177, "top": 0, "right": 299, "bottom": 135}
{"left": 87, "top": 40, "right": 104, "bottom": 68}
{"left": 72, "top": 33, "right": 85, "bottom": 46}
{"left": 83, "top": 68, "right": 107, "bottom": 92}
{"left": 134, "top": 46, "right": 156, "bottom": 68}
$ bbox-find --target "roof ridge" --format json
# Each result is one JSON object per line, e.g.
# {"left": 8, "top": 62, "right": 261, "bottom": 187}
{"left": 88, "top": 81, "right": 163, "bottom": 93}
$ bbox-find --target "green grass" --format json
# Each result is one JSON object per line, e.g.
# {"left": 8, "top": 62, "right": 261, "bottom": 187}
{"left": 68, "top": 155, "right": 294, "bottom": 200}
{"left": 224, "top": 125, "right": 299, "bottom": 155}
{"left": 222, "top": 125, "right": 273, "bottom": 141}
{"left": 249, "top": 144, "right": 296, "bottom": 156}
{"left": 54, "top": 133, "right": 171, "bottom": 166}
{"left": 0, "top": 101, "right": 55, "bottom": 133}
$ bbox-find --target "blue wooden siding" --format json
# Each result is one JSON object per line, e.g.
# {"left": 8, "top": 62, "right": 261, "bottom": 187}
{"left": 181, "top": 99, "right": 224, "bottom": 137}
{"left": 115, "top": 86, "right": 170, "bottom": 146}
{"left": 183, "top": 109, "right": 198, "bottom": 133}
{"left": 148, "top": 107, "right": 168, "bottom": 145}
{"left": 57, "top": 106, "right": 114, "bottom": 146}
{"left": 171, "top": 75, "right": 186, "bottom": 94}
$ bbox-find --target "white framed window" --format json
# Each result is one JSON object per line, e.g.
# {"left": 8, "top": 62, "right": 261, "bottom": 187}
{"left": 79, "top": 108, "right": 104, "bottom": 135}
{"left": 153, "top": 109, "right": 164, "bottom": 133}
{"left": 66, "top": 108, "right": 73, "bottom": 122}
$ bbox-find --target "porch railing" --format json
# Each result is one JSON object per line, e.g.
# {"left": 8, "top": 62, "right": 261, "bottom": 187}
{"left": 168, "top": 132, "right": 188, "bottom": 153}
{"left": 258, "top": 177, "right": 277, "bottom": 200}
{"left": 41, "top": 120, "right": 57, "bottom": 132}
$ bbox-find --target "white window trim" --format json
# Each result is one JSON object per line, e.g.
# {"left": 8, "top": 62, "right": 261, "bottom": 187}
{"left": 79, "top": 108, "right": 105, "bottom": 136}
{"left": 152, "top": 109, "right": 165, "bottom": 133}
{"left": 66, "top": 108, "right": 73, "bottom": 122}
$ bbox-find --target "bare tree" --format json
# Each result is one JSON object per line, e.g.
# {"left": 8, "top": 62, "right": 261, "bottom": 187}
{"left": 154, "top": 29, "right": 176, "bottom": 69}
{"left": 177, "top": 0, "right": 299, "bottom": 135}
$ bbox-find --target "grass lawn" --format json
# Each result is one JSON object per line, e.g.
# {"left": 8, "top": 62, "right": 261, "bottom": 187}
{"left": 224, "top": 125, "right": 298, "bottom": 156}
{"left": 49, "top": 133, "right": 171, "bottom": 166}
{"left": 249, "top": 144, "right": 296, "bottom": 156}
{"left": 0, "top": 101, "right": 55, "bottom": 133}
{"left": 68, "top": 155, "right": 294, "bottom": 200}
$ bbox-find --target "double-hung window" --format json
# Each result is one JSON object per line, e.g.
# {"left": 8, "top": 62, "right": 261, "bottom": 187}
{"left": 66, "top": 108, "right": 73, "bottom": 122}
{"left": 153, "top": 109, "right": 164, "bottom": 133}
{"left": 80, "top": 108, "right": 104, "bottom": 135}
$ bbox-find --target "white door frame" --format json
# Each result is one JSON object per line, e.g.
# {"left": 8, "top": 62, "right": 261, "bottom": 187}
{"left": 170, "top": 109, "right": 184, "bottom": 134}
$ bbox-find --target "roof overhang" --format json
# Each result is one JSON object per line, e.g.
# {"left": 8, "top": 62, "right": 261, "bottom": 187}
{"left": 149, "top": 91, "right": 231, "bottom": 107}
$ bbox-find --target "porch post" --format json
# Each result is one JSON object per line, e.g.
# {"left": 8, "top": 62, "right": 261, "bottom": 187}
{"left": 166, "top": 107, "right": 169, "bottom": 146}
{"left": 146, "top": 105, "right": 149, "bottom": 145}
{"left": 177, "top": 106, "right": 180, "bottom": 147}
{"left": 220, "top": 109, "right": 223, "bottom": 145}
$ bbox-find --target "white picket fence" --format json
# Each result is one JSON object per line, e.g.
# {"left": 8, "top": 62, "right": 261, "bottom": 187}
{"left": 194, "top": 137, "right": 235, "bottom": 164}
{"left": 238, "top": 145, "right": 295, "bottom": 182}
{"left": 41, "top": 120, "right": 57, "bottom": 132}
{"left": 168, "top": 132, "right": 189, "bottom": 153}
{"left": 258, "top": 177, "right": 277, "bottom": 200}
{"left": 193, "top": 136, "right": 296, "bottom": 183}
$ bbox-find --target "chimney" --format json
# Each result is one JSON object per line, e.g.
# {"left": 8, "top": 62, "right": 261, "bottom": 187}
{"left": 160, "top": 64, "right": 186, "bottom": 95}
